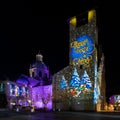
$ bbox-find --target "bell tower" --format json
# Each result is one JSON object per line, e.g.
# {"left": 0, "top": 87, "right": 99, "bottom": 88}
{"left": 29, "top": 51, "right": 43, "bottom": 78}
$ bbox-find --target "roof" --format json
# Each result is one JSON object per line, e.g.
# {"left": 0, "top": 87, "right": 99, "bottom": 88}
{"left": 31, "top": 61, "right": 48, "bottom": 70}
{"left": 16, "top": 74, "right": 40, "bottom": 87}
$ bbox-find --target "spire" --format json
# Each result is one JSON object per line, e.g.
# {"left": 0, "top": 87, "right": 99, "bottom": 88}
{"left": 36, "top": 50, "right": 43, "bottom": 62}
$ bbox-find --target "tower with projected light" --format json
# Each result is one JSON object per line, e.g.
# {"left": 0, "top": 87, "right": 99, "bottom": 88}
{"left": 52, "top": 8, "right": 106, "bottom": 111}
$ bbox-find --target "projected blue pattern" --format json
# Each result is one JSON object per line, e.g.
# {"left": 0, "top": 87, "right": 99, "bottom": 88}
{"left": 69, "top": 68, "right": 92, "bottom": 97}
{"left": 70, "top": 35, "right": 94, "bottom": 65}
{"left": 60, "top": 76, "right": 68, "bottom": 89}
{"left": 94, "top": 62, "right": 98, "bottom": 104}
{"left": 69, "top": 68, "right": 81, "bottom": 87}
{"left": 69, "top": 75, "right": 81, "bottom": 87}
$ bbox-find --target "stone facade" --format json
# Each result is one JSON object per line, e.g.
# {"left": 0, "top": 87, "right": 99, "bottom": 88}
{"left": 52, "top": 9, "right": 106, "bottom": 111}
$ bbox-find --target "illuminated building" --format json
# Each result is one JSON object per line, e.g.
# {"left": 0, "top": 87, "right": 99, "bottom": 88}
{"left": 16, "top": 51, "right": 52, "bottom": 111}
{"left": 109, "top": 95, "right": 120, "bottom": 111}
{"left": 0, "top": 80, "right": 31, "bottom": 109}
{"left": 52, "top": 8, "right": 106, "bottom": 111}
{"left": 0, "top": 8, "right": 105, "bottom": 112}
{"left": 0, "top": 52, "right": 52, "bottom": 111}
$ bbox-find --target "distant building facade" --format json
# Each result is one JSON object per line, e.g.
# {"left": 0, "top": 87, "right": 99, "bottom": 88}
{"left": 109, "top": 95, "right": 120, "bottom": 110}
{"left": 52, "top": 9, "right": 106, "bottom": 111}
{"left": 0, "top": 80, "right": 31, "bottom": 109}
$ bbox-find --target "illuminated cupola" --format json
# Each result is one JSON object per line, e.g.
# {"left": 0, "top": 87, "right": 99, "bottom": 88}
{"left": 36, "top": 50, "right": 43, "bottom": 62}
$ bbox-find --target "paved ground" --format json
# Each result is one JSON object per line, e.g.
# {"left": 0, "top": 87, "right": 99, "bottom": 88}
{"left": 1, "top": 109, "right": 120, "bottom": 120}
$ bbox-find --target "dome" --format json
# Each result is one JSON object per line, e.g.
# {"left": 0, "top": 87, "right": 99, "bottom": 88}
{"left": 31, "top": 61, "right": 48, "bottom": 70}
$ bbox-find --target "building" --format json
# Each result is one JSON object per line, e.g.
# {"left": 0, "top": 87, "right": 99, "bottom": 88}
{"left": 16, "top": 51, "right": 53, "bottom": 111}
{"left": 52, "top": 8, "right": 106, "bottom": 111}
{"left": 0, "top": 8, "right": 106, "bottom": 112}
{"left": 0, "top": 80, "right": 31, "bottom": 109}
{"left": 0, "top": 52, "right": 52, "bottom": 111}
{"left": 109, "top": 95, "right": 120, "bottom": 111}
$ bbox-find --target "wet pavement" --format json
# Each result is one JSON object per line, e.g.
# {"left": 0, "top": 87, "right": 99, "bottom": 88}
{"left": 0, "top": 109, "right": 120, "bottom": 120}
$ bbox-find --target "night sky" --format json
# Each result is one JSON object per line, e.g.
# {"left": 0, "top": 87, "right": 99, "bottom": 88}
{"left": 0, "top": 0, "right": 119, "bottom": 100}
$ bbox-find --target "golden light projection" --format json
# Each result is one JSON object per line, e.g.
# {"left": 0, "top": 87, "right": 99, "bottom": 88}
{"left": 70, "top": 16, "right": 76, "bottom": 26}
{"left": 88, "top": 10, "right": 95, "bottom": 22}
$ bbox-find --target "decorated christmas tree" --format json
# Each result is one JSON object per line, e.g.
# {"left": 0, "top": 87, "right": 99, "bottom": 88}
{"left": 81, "top": 70, "right": 92, "bottom": 89}
{"left": 69, "top": 67, "right": 81, "bottom": 87}
{"left": 60, "top": 75, "right": 68, "bottom": 89}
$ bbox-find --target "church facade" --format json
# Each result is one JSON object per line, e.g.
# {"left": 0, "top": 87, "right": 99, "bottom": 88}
{"left": 0, "top": 52, "right": 52, "bottom": 111}
{"left": 16, "top": 52, "right": 53, "bottom": 111}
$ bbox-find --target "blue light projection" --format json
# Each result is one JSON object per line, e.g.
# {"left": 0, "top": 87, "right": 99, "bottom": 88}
{"left": 69, "top": 67, "right": 81, "bottom": 87}
{"left": 60, "top": 76, "right": 68, "bottom": 89}
{"left": 69, "top": 68, "right": 92, "bottom": 98}
{"left": 70, "top": 35, "right": 95, "bottom": 66}
{"left": 94, "top": 62, "right": 98, "bottom": 104}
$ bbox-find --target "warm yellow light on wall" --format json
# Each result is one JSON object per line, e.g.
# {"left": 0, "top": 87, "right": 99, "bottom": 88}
{"left": 88, "top": 10, "right": 95, "bottom": 22}
{"left": 70, "top": 16, "right": 76, "bottom": 26}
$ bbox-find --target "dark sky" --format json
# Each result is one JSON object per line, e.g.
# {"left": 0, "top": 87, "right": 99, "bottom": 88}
{"left": 0, "top": 0, "right": 119, "bottom": 99}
